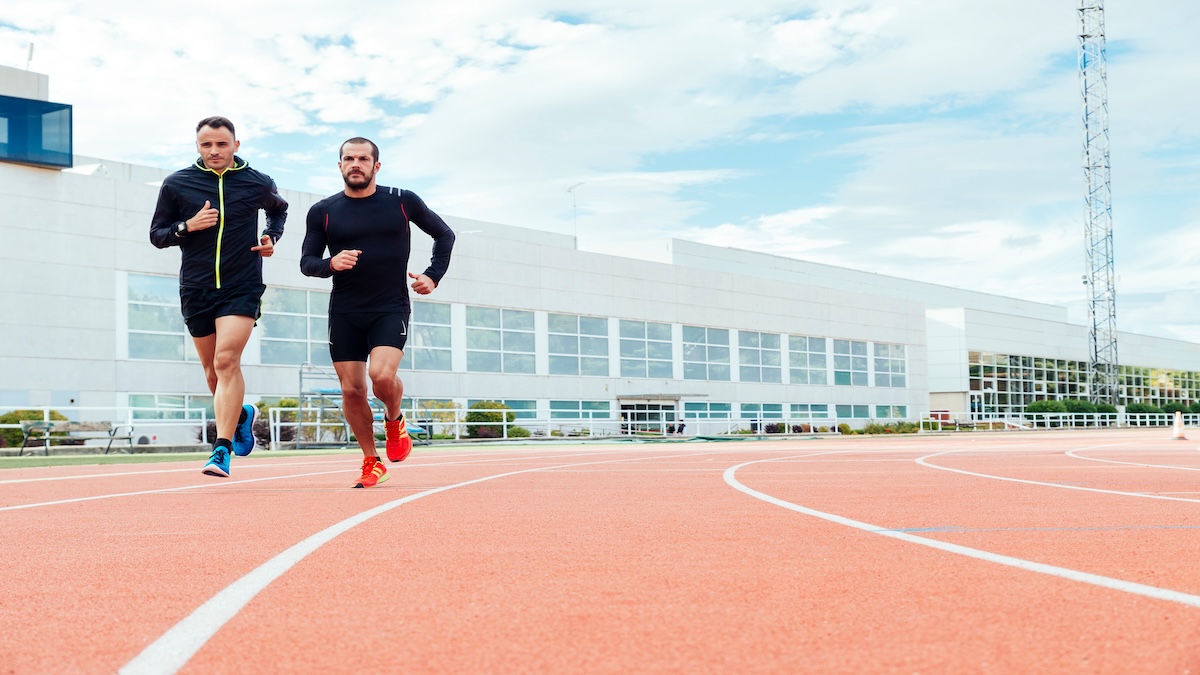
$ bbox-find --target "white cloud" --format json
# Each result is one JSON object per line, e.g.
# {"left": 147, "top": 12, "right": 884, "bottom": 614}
{"left": 4, "top": 0, "right": 1200, "bottom": 342}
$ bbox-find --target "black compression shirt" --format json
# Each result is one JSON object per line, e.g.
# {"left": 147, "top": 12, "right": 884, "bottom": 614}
{"left": 300, "top": 186, "right": 455, "bottom": 313}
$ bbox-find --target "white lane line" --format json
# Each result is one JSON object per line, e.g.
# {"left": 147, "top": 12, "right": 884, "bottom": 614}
{"left": 0, "top": 459, "right": 352, "bottom": 485}
{"left": 119, "top": 450, "right": 718, "bottom": 675}
{"left": 0, "top": 470, "right": 351, "bottom": 512}
{"left": 724, "top": 458, "right": 1200, "bottom": 609}
{"left": 0, "top": 449, "right": 617, "bottom": 486}
{"left": 0, "top": 453, "right": 606, "bottom": 511}
{"left": 1064, "top": 447, "right": 1200, "bottom": 472}
{"left": 914, "top": 446, "right": 1200, "bottom": 504}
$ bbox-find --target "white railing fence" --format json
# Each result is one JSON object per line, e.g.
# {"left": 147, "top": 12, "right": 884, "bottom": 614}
{"left": 4, "top": 404, "right": 1192, "bottom": 452}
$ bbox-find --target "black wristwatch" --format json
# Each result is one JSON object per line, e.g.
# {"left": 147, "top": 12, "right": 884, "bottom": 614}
{"left": 174, "top": 221, "right": 188, "bottom": 238}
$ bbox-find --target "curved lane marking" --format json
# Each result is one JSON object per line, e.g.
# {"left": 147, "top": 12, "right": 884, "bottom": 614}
{"left": 915, "top": 445, "right": 1200, "bottom": 504}
{"left": 724, "top": 458, "right": 1200, "bottom": 609}
{"left": 120, "top": 450, "right": 715, "bottom": 675}
{"left": 1064, "top": 447, "right": 1200, "bottom": 472}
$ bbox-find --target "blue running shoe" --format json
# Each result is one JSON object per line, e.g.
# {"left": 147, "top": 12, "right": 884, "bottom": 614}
{"left": 233, "top": 403, "right": 257, "bottom": 457}
{"left": 202, "top": 445, "right": 230, "bottom": 477}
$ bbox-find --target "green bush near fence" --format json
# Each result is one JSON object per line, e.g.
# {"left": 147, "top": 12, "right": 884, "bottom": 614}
{"left": 465, "top": 401, "right": 530, "bottom": 439}
{"left": 0, "top": 409, "right": 69, "bottom": 448}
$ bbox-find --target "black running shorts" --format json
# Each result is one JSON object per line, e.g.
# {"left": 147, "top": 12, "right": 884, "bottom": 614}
{"left": 328, "top": 311, "right": 409, "bottom": 362}
{"left": 179, "top": 283, "right": 265, "bottom": 338}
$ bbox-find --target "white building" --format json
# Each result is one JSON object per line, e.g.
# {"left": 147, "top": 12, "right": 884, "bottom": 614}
{"left": 3, "top": 65, "right": 1198, "bottom": 444}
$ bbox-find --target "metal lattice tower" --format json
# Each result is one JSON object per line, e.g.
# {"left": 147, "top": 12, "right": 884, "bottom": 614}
{"left": 1079, "top": 0, "right": 1119, "bottom": 405}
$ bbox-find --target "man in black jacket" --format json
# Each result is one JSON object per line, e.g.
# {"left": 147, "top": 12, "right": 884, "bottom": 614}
{"left": 301, "top": 137, "right": 454, "bottom": 488}
{"left": 150, "top": 116, "right": 288, "bottom": 478}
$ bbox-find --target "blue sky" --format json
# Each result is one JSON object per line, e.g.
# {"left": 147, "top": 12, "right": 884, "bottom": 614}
{"left": 3, "top": 0, "right": 1200, "bottom": 342}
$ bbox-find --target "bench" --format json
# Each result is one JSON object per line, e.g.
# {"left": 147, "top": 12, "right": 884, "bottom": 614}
{"left": 19, "top": 420, "right": 136, "bottom": 456}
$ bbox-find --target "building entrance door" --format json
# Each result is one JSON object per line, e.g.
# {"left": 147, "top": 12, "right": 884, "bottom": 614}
{"left": 619, "top": 401, "right": 678, "bottom": 434}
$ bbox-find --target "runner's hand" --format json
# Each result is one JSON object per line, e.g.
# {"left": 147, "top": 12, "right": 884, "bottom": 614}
{"left": 410, "top": 272, "right": 435, "bottom": 295}
{"left": 331, "top": 249, "right": 361, "bottom": 271}
{"left": 187, "top": 200, "right": 219, "bottom": 232}
{"left": 252, "top": 234, "right": 274, "bottom": 257}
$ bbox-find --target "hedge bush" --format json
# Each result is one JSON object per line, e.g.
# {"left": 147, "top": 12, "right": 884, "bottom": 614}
{"left": 466, "top": 401, "right": 516, "bottom": 438}
{"left": 0, "top": 409, "right": 68, "bottom": 448}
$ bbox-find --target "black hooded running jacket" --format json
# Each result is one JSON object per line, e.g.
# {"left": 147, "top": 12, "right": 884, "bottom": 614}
{"left": 150, "top": 156, "right": 288, "bottom": 289}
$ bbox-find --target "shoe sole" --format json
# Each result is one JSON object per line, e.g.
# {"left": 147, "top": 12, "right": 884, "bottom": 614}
{"left": 233, "top": 405, "right": 258, "bottom": 457}
{"left": 202, "top": 464, "right": 230, "bottom": 478}
{"left": 353, "top": 472, "right": 391, "bottom": 489}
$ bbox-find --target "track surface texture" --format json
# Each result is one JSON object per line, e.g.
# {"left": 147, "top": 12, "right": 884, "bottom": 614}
{"left": 3, "top": 429, "right": 1200, "bottom": 674}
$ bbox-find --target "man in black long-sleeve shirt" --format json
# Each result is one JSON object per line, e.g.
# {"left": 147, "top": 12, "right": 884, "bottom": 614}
{"left": 300, "top": 137, "right": 455, "bottom": 488}
{"left": 151, "top": 116, "right": 287, "bottom": 478}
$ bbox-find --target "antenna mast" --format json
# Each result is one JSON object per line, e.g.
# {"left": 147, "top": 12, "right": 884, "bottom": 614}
{"left": 1079, "top": 0, "right": 1119, "bottom": 405}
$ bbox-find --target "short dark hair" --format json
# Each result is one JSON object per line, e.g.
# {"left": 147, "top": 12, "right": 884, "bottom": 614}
{"left": 196, "top": 116, "right": 236, "bottom": 137}
{"left": 340, "top": 137, "right": 379, "bottom": 162}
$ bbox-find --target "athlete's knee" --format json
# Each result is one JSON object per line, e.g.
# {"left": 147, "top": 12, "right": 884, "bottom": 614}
{"left": 212, "top": 349, "right": 243, "bottom": 375}
{"left": 339, "top": 380, "right": 369, "bottom": 401}
{"left": 368, "top": 366, "right": 401, "bottom": 391}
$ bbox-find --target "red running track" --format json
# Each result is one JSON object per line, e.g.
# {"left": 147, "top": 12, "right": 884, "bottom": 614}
{"left": 2, "top": 429, "right": 1200, "bottom": 673}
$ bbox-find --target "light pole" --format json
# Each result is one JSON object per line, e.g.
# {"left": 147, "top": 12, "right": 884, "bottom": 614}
{"left": 566, "top": 182, "right": 584, "bottom": 242}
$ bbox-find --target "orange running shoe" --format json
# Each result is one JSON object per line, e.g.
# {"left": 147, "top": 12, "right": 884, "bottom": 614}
{"left": 353, "top": 456, "right": 389, "bottom": 488}
{"left": 385, "top": 415, "right": 412, "bottom": 463}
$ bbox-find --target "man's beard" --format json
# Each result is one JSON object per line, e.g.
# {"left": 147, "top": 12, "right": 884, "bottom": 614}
{"left": 342, "top": 168, "right": 374, "bottom": 188}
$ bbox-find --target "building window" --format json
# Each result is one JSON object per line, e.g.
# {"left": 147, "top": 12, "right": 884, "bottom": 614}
{"left": 683, "top": 326, "right": 731, "bottom": 381}
{"left": 402, "top": 301, "right": 452, "bottom": 371}
{"left": 873, "top": 343, "right": 907, "bottom": 388}
{"left": 740, "top": 403, "right": 783, "bottom": 420}
{"left": 128, "top": 393, "right": 212, "bottom": 420}
{"left": 466, "top": 307, "right": 535, "bottom": 374}
{"left": 875, "top": 405, "right": 908, "bottom": 419}
{"left": 835, "top": 404, "right": 870, "bottom": 419}
{"left": 739, "top": 331, "right": 782, "bottom": 383}
{"left": 833, "top": 339, "right": 869, "bottom": 386}
{"left": 683, "top": 401, "right": 733, "bottom": 419}
{"left": 549, "top": 313, "right": 609, "bottom": 376}
{"left": 260, "top": 287, "right": 331, "bottom": 367}
{"left": 127, "top": 274, "right": 192, "bottom": 362}
{"left": 790, "top": 403, "right": 830, "bottom": 419}
{"left": 788, "top": 336, "right": 827, "bottom": 385}
{"left": 619, "top": 320, "right": 673, "bottom": 378}
{"left": 550, "top": 400, "right": 612, "bottom": 419}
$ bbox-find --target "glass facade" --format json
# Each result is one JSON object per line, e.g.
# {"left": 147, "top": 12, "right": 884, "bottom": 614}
{"left": 124, "top": 277, "right": 928, "bottom": 420}
{"left": 127, "top": 274, "right": 193, "bottom": 362}
{"left": 619, "top": 320, "right": 673, "bottom": 378}
{"left": 260, "top": 287, "right": 330, "bottom": 367}
{"left": 683, "top": 325, "right": 731, "bottom": 381}
{"left": 0, "top": 94, "right": 72, "bottom": 168}
{"left": 739, "top": 331, "right": 782, "bottom": 383}
{"left": 788, "top": 336, "right": 828, "bottom": 385}
{"left": 548, "top": 313, "right": 609, "bottom": 376}
{"left": 404, "top": 301, "right": 452, "bottom": 371}
{"left": 969, "top": 351, "right": 1200, "bottom": 415}
{"left": 466, "top": 306, "right": 535, "bottom": 374}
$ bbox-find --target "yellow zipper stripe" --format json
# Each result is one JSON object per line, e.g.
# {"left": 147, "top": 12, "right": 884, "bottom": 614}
{"left": 214, "top": 174, "right": 225, "bottom": 289}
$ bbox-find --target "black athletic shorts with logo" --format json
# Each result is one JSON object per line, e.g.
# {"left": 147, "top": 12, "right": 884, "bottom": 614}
{"left": 328, "top": 311, "right": 409, "bottom": 362}
{"left": 179, "top": 282, "right": 265, "bottom": 338}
